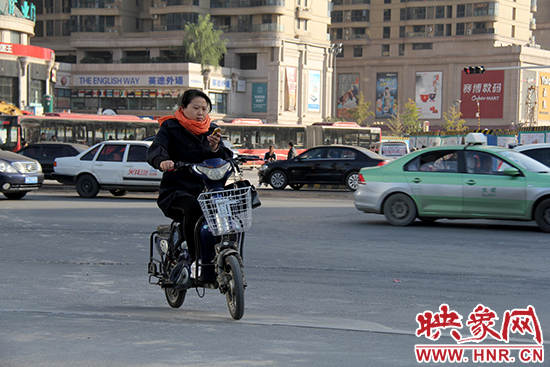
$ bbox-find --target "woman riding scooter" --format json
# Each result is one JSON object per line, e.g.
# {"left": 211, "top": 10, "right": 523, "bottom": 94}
{"left": 147, "top": 89, "right": 232, "bottom": 263}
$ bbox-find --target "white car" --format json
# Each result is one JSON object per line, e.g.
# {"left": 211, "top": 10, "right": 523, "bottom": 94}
{"left": 53, "top": 140, "right": 162, "bottom": 198}
{"left": 513, "top": 143, "right": 550, "bottom": 167}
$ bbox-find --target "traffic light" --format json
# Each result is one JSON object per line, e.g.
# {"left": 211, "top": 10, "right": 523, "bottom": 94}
{"left": 464, "top": 66, "right": 485, "bottom": 74}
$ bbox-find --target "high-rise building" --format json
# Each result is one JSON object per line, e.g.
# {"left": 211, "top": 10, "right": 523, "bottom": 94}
{"left": 28, "top": 0, "right": 333, "bottom": 124}
{"left": 329, "top": 0, "right": 550, "bottom": 130}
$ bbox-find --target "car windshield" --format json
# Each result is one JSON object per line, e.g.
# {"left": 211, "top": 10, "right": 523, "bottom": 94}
{"left": 499, "top": 150, "right": 550, "bottom": 173}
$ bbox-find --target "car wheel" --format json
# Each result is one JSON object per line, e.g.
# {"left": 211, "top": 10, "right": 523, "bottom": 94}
{"left": 345, "top": 171, "right": 359, "bottom": 191}
{"left": 534, "top": 198, "right": 550, "bottom": 233}
{"left": 291, "top": 184, "right": 303, "bottom": 190}
{"left": 3, "top": 192, "right": 27, "bottom": 200}
{"left": 109, "top": 189, "right": 128, "bottom": 197}
{"left": 76, "top": 174, "right": 100, "bottom": 198}
{"left": 269, "top": 170, "right": 287, "bottom": 190}
{"left": 383, "top": 193, "right": 417, "bottom": 226}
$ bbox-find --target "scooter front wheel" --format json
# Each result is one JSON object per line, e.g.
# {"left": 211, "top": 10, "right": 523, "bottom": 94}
{"left": 225, "top": 255, "right": 245, "bottom": 320}
{"left": 165, "top": 287, "right": 186, "bottom": 308}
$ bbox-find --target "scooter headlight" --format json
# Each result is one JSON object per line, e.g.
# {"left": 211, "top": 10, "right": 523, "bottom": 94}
{"left": 195, "top": 162, "right": 232, "bottom": 180}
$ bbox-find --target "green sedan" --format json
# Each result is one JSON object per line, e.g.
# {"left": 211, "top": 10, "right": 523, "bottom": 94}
{"left": 354, "top": 136, "right": 550, "bottom": 232}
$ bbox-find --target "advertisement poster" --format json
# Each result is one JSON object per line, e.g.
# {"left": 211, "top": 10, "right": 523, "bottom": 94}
{"left": 285, "top": 66, "right": 297, "bottom": 112}
{"left": 538, "top": 72, "right": 550, "bottom": 123}
{"left": 337, "top": 73, "right": 359, "bottom": 118}
{"left": 308, "top": 70, "right": 321, "bottom": 112}
{"left": 460, "top": 70, "right": 504, "bottom": 119}
{"left": 415, "top": 71, "right": 442, "bottom": 119}
{"left": 520, "top": 70, "right": 537, "bottom": 123}
{"left": 252, "top": 83, "right": 268, "bottom": 112}
{"left": 376, "top": 73, "right": 398, "bottom": 118}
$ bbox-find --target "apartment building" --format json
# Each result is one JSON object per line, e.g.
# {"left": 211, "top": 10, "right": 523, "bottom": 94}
{"left": 329, "top": 0, "right": 550, "bottom": 130}
{"left": 0, "top": 0, "right": 57, "bottom": 112}
{"left": 28, "top": 0, "right": 333, "bottom": 124}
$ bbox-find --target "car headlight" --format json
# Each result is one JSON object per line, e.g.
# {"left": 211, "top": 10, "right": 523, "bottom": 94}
{"left": 0, "top": 162, "right": 17, "bottom": 173}
{"left": 37, "top": 163, "right": 43, "bottom": 173}
{"left": 259, "top": 165, "right": 268, "bottom": 172}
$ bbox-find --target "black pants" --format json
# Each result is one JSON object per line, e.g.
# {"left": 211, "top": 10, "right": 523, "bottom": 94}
{"left": 170, "top": 196, "right": 203, "bottom": 262}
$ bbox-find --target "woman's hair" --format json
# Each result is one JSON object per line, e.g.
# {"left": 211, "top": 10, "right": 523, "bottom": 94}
{"left": 289, "top": 142, "right": 294, "bottom": 147}
{"left": 180, "top": 89, "right": 212, "bottom": 112}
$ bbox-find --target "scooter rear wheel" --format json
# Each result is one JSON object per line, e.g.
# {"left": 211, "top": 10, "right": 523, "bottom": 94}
{"left": 225, "top": 255, "right": 245, "bottom": 320}
{"left": 165, "top": 287, "right": 186, "bottom": 308}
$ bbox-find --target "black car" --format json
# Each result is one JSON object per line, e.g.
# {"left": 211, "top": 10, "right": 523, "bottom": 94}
{"left": 0, "top": 150, "right": 44, "bottom": 199}
{"left": 258, "top": 145, "right": 389, "bottom": 191}
{"left": 17, "top": 142, "right": 88, "bottom": 179}
{"left": 514, "top": 143, "right": 550, "bottom": 167}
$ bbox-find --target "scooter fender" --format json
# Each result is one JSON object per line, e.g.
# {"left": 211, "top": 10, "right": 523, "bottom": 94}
{"left": 215, "top": 247, "right": 242, "bottom": 270}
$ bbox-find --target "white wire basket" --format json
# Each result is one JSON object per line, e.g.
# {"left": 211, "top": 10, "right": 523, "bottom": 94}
{"left": 198, "top": 187, "right": 252, "bottom": 236}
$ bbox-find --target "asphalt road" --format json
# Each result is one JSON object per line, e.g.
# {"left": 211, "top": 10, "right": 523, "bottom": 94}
{"left": 0, "top": 184, "right": 548, "bottom": 366}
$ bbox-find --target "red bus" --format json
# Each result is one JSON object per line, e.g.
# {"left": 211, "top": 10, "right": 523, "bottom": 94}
{"left": 217, "top": 120, "right": 381, "bottom": 160}
{"left": 0, "top": 113, "right": 159, "bottom": 151}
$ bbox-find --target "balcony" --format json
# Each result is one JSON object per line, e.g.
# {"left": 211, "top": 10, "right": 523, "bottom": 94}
{"left": 296, "top": 7, "right": 313, "bottom": 20}
{"left": 472, "top": 27, "right": 495, "bottom": 35}
{"left": 530, "top": 18, "right": 536, "bottom": 30}
{"left": 72, "top": 0, "right": 121, "bottom": 8}
{"left": 405, "top": 31, "right": 426, "bottom": 38}
{"left": 152, "top": 0, "right": 199, "bottom": 6}
{"left": 531, "top": 0, "right": 537, "bottom": 12}
{"left": 213, "top": 23, "right": 284, "bottom": 33}
{"left": 210, "top": 0, "right": 284, "bottom": 8}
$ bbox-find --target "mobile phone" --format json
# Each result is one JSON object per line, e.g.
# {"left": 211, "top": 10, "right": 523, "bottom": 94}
{"left": 211, "top": 127, "right": 221, "bottom": 136}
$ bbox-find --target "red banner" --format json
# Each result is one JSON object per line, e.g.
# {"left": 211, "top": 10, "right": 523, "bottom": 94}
{"left": 460, "top": 70, "right": 504, "bottom": 119}
{"left": 0, "top": 43, "right": 54, "bottom": 60}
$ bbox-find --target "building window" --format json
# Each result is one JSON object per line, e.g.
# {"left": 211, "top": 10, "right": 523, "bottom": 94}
{"left": 351, "top": 9, "right": 369, "bottom": 22}
{"left": 336, "top": 48, "right": 345, "bottom": 58}
{"left": 262, "top": 14, "right": 272, "bottom": 24}
{"left": 384, "top": 0, "right": 391, "bottom": 3}
{"left": 447, "top": 5, "right": 453, "bottom": 18}
{"left": 0, "top": 77, "right": 16, "bottom": 103}
{"left": 435, "top": 24, "right": 444, "bottom": 36}
{"left": 384, "top": 9, "right": 391, "bottom": 21}
{"left": 435, "top": 6, "right": 445, "bottom": 18}
{"left": 10, "top": 31, "right": 20, "bottom": 44}
{"left": 511, "top": 25, "right": 515, "bottom": 37}
{"left": 457, "top": 4, "right": 465, "bottom": 17}
{"left": 383, "top": 27, "right": 391, "bottom": 38}
{"left": 382, "top": 44, "right": 390, "bottom": 57}
{"left": 399, "top": 44, "right": 405, "bottom": 56}
{"left": 412, "top": 43, "right": 433, "bottom": 50}
{"left": 46, "top": 20, "right": 54, "bottom": 37}
{"left": 45, "top": 0, "right": 54, "bottom": 13}
{"left": 473, "top": 2, "right": 499, "bottom": 16}
{"left": 352, "top": 27, "right": 367, "bottom": 39}
{"left": 456, "top": 22, "right": 465, "bottom": 35}
{"left": 330, "top": 28, "right": 343, "bottom": 40}
{"left": 209, "top": 93, "right": 227, "bottom": 114}
{"left": 446, "top": 23, "right": 452, "bottom": 36}
{"left": 62, "top": 0, "right": 71, "bottom": 13}
{"left": 332, "top": 11, "right": 343, "bottom": 23}
{"left": 401, "top": 7, "right": 426, "bottom": 21}
{"left": 240, "top": 54, "right": 257, "bottom": 70}
{"left": 353, "top": 45, "right": 363, "bottom": 57}
{"left": 62, "top": 20, "right": 71, "bottom": 36}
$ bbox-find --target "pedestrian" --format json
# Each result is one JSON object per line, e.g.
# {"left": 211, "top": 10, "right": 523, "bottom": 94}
{"left": 263, "top": 145, "right": 277, "bottom": 162}
{"left": 147, "top": 89, "right": 232, "bottom": 263}
{"left": 287, "top": 142, "right": 297, "bottom": 160}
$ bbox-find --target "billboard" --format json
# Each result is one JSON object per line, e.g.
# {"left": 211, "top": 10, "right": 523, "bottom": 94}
{"left": 337, "top": 74, "right": 359, "bottom": 118}
{"left": 375, "top": 73, "right": 398, "bottom": 118}
{"left": 308, "top": 70, "right": 321, "bottom": 112}
{"left": 252, "top": 83, "right": 268, "bottom": 112}
{"left": 415, "top": 71, "right": 442, "bottom": 119}
{"left": 460, "top": 70, "right": 504, "bottom": 119}
{"left": 285, "top": 66, "right": 297, "bottom": 112}
{"left": 538, "top": 72, "right": 550, "bottom": 123}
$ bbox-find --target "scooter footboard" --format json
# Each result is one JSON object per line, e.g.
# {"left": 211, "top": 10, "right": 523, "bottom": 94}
{"left": 148, "top": 231, "right": 166, "bottom": 285}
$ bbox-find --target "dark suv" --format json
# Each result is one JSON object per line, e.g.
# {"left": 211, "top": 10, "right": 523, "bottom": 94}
{"left": 17, "top": 142, "right": 88, "bottom": 179}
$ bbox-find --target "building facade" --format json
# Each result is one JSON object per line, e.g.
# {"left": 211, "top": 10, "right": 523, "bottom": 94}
{"left": 329, "top": 0, "right": 550, "bottom": 130}
{"left": 28, "top": 0, "right": 333, "bottom": 124}
{"left": 0, "top": 0, "right": 57, "bottom": 113}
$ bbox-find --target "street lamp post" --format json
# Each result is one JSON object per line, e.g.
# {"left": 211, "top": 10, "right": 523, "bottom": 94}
{"left": 329, "top": 43, "right": 342, "bottom": 119}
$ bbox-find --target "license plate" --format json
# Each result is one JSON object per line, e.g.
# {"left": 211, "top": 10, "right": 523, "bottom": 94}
{"left": 25, "top": 176, "right": 38, "bottom": 184}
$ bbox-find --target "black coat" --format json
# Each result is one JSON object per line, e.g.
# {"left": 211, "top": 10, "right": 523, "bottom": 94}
{"left": 146, "top": 119, "right": 232, "bottom": 220}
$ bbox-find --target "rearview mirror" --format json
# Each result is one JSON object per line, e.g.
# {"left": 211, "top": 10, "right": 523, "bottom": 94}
{"left": 503, "top": 167, "right": 520, "bottom": 176}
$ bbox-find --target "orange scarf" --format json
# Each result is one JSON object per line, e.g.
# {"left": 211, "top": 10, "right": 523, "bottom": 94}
{"left": 158, "top": 107, "right": 211, "bottom": 136}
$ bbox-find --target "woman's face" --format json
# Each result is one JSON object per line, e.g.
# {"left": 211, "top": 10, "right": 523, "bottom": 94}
{"left": 182, "top": 97, "right": 209, "bottom": 122}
